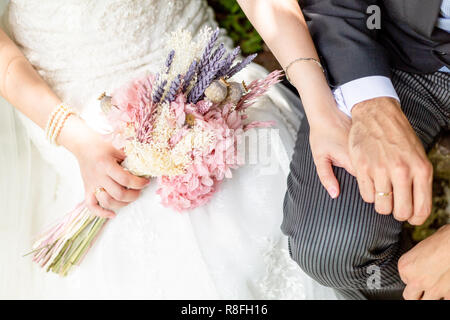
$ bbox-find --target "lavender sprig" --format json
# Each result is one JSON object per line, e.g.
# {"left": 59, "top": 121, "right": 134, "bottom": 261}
{"left": 226, "top": 53, "right": 257, "bottom": 78}
{"left": 188, "top": 59, "right": 227, "bottom": 103}
{"left": 202, "top": 43, "right": 226, "bottom": 74}
{"left": 182, "top": 60, "right": 198, "bottom": 92}
{"left": 197, "top": 28, "right": 220, "bottom": 71}
{"left": 191, "top": 43, "right": 225, "bottom": 93}
{"left": 165, "top": 75, "right": 182, "bottom": 103}
{"left": 165, "top": 50, "right": 175, "bottom": 74}
{"left": 216, "top": 46, "right": 241, "bottom": 78}
{"left": 188, "top": 70, "right": 216, "bottom": 103}
{"left": 186, "top": 28, "right": 256, "bottom": 102}
{"left": 152, "top": 79, "right": 167, "bottom": 103}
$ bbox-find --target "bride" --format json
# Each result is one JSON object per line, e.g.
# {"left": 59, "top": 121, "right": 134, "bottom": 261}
{"left": 0, "top": 0, "right": 338, "bottom": 299}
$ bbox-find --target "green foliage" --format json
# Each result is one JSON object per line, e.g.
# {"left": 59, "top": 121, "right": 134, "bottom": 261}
{"left": 208, "top": 0, "right": 263, "bottom": 54}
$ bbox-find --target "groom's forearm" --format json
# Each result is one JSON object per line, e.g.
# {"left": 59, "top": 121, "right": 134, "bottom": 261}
{"left": 302, "top": 0, "right": 390, "bottom": 87}
{"left": 333, "top": 76, "right": 400, "bottom": 117}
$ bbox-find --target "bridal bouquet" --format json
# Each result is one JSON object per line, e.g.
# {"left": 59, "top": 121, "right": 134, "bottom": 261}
{"left": 29, "top": 28, "right": 283, "bottom": 276}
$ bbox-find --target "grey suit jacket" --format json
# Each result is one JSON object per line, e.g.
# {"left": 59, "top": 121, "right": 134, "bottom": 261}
{"left": 301, "top": 0, "right": 450, "bottom": 86}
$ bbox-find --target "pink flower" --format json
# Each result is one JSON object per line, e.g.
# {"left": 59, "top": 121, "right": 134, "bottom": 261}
{"left": 196, "top": 100, "right": 213, "bottom": 115}
{"left": 112, "top": 74, "right": 155, "bottom": 116}
{"left": 169, "top": 127, "right": 189, "bottom": 147}
{"left": 170, "top": 93, "right": 188, "bottom": 127}
{"left": 106, "top": 107, "right": 133, "bottom": 131}
{"left": 244, "top": 120, "right": 276, "bottom": 131}
{"left": 237, "top": 70, "right": 283, "bottom": 110}
{"left": 104, "top": 73, "right": 278, "bottom": 212}
{"left": 156, "top": 172, "right": 221, "bottom": 212}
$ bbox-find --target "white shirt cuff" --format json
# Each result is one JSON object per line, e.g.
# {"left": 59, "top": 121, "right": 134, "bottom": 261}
{"left": 333, "top": 76, "right": 400, "bottom": 117}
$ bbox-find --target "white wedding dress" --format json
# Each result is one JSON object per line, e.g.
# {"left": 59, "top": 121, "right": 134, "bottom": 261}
{"left": 0, "top": 0, "right": 336, "bottom": 299}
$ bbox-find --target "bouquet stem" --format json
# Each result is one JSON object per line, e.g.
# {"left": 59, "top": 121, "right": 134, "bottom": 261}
{"left": 29, "top": 203, "right": 108, "bottom": 276}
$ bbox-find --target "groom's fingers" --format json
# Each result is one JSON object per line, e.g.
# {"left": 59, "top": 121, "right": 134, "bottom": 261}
{"left": 374, "top": 171, "right": 393, "bottom": 215}
{"left": 402, "top": 284, "right": 424, "bottom": 300}
{"left": 355, "top": 170, "right": 375, "bottom": 204}
{"left": 392, "top": 173, "right": 413, "bottom": 221}
{"left": 314, "top": 157, "right": 339, "bottom": 199}
{"left": 335, "top": 149, "right": 356, "bottom": 177}
{"left": 409, "top": 166, "right": 433, "bottom": 226}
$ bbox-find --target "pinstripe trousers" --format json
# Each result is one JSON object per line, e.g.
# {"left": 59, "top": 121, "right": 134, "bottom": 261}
{"left": 282, "top": 69, "right": 450, "bottom": 300}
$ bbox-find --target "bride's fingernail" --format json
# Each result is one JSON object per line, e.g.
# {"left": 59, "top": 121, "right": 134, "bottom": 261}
{"left": 329, "top": 188, "right": 338, "bottom": 199}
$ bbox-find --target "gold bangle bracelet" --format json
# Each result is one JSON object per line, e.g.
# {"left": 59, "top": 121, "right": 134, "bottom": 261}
{"left": 284, "top": 57, "right": 324, "bottom": 85}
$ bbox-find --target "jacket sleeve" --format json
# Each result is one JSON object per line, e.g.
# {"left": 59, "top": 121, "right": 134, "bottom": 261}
{"left": 301, "top": 0, "right": 391, "bottom": 87}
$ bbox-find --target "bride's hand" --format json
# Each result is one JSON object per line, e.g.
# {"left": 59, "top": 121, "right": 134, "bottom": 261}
{"left": 0, "top": 28, "right": 151, "bottom": 218}
{"left": 308, "top": 103, "right": 355, "bottom": 199}
{"left": 59, "top": 117, "right": 150, "bottom": 218}
{"left": 78, "top": 134, "right": 150, "bottom": 218}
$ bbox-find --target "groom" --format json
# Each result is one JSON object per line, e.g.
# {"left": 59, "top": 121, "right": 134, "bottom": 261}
{"left": 282, "top": 0, "right": 450, "bottom": 299}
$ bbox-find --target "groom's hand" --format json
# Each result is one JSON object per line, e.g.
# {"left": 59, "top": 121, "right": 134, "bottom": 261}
{"left": 349, "top": 97, "right": 433, "bottom": 225}
{"left": 399, "top": 224, "right": 450, "bottom": 300}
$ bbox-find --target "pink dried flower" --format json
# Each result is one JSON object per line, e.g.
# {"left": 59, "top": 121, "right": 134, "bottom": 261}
{"left": 170, "top": 93, "right": 188, "bottom": 127}
{"left": 157, "top": 173, "right": 221, "bottom": 211}
{"left": 112, "top": 74, "right": 156, "bottom": 144}
{"left": 112, "top": 74, "right": 155, "bottom": 116}
{"left": 29, "top": 31, "right": 285, "bottom": 277}
{"left": 244, "top": 120, "right": 276, "bottom": 131}
{"left": 196, "top": 100, "right": 213, "bottom": 115}
{"left": 237, "top": 70, "right": 283, "bottom": 110}
{"left": 107, "top": 71, "right": 281, "bottom": 212}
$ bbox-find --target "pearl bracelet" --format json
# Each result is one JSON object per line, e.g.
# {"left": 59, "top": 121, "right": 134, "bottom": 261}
{"left": 45, "top": 105, "right": 64, "bottom": 141}
{"left": 44, "top": 104, "right": 78, "bottom": 145}
{"left": 284, "top": 57, "right": 324, "bottom": 85}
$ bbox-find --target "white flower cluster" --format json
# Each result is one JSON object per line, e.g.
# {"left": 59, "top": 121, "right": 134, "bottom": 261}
{"left": 155, "top": 27, "right": 212, "bottom": 98}
{"left": 122, "top": 27, "right": 219, "bottom": 177}
{"left": 123, "top": 102, "right": 215, "bottom": 178}
{"left": 166, "top": 27, "right": 211, "bottom": 78}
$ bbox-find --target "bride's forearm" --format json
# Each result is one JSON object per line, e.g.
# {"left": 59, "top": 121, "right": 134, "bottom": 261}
{"left": 0, "top": 28, "right": 91, "bottom": 151}
{"left": 237, "top": 0, "right": 336, "bottom": 124}
{"left": 0, "top": 29, "right": 61, "bottom": 129}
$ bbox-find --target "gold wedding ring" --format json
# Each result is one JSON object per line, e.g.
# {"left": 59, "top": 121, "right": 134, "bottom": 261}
{"left": 376, "top": 191, "right": 393, "bottom": 197}
{"left": 95, "top": 187, "right": 106, "bottom": 198}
